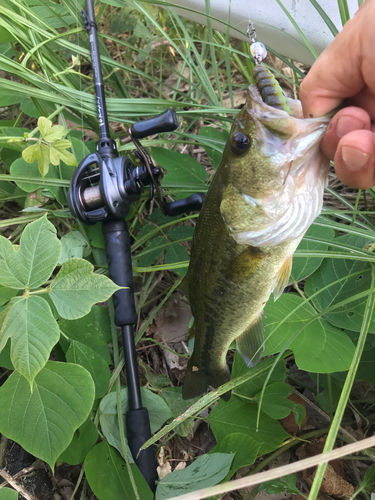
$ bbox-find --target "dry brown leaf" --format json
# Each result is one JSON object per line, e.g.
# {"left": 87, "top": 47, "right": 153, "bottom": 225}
{"left": 279, "top": 393, "right": 308, "bottom": 434}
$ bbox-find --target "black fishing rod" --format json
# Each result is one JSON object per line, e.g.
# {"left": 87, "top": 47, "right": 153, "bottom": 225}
{"left": 67, "top": 0, "right": 205, "bottom": 491}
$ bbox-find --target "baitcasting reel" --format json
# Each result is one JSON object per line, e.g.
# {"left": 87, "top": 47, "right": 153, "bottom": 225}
{"left": 68, "top": 109, "right": 205, "bottom": 224}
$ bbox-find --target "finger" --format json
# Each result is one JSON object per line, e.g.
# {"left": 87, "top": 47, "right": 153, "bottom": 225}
{"left": 300, "top": 2, "right": 373, "bottom": 118}
{"left": 321, "top": 107, "right": 371, "bottom": 160}
{"left": 334, "top": 130, "right": 375, "bottom": 189}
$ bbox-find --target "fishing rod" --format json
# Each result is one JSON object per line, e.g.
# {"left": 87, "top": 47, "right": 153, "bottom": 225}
{"left": 67, "top": 0, "right": 205, "bottom": 491}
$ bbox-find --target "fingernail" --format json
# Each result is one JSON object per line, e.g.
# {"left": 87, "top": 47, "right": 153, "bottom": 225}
{"left": 341, "top": 146, "right": 370, "bottom": 171}
{"left": 336, "top": 116, "right": 365, "bottom": 138}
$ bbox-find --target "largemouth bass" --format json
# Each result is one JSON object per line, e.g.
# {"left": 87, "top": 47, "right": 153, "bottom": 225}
{"left": 182, "top": 65, "right": 330, "bottom": 401}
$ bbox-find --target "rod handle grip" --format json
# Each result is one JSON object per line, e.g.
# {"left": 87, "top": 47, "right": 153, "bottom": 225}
{"left": 127, "top": 407, "right": 157, "bottom": 491}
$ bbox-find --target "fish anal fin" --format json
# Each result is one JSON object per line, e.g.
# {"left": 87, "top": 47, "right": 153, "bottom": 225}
{"left": 182, "top": 358, "right": 231, "bottom": 401}
{"left": 236, "top": 315, "right": 265, "bottom": 368}
{"left": 273, "top": 254, "right": 293, "bottom": 300}
{"left": 230, "top": 246, "right": 266, "bottom": 281}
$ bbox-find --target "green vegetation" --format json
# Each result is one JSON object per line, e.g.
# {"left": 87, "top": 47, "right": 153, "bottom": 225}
{"left": 0, "top": 0, "right": 374, "bottom": 499}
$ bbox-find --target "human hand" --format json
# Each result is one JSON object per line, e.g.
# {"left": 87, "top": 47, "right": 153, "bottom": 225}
{"left": 299, "top": 0, "right": 375, "bottom": 189}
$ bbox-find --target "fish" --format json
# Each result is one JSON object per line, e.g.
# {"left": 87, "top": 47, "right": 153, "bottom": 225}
{"left": 182, "top": 64, "right": 330, "bottom": 401}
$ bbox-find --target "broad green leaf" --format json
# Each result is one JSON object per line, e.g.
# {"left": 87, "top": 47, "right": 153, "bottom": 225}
{"left": 49, "top": 139, "right": 77, "bottom": 166}
{"left": 22, "top": 143, "right": 50, "bottom": 177}
{"left": 0, "top": 339, "right": 13, "bottom": 370}
{"left": 0, "top": 285, "right": 18, "bottom": 306}
{"left": 9, "top": 157, "right": 60, "bottom": 198}
{"left": 305, "top": 234, "right": 375, "bottom": 332}
{"left": 50, "top": 258, "right": 120, "bottom": 319}
{"left": 343, "top": 331, "right": 375, "bottom": 386}
{"left": 263, "top": 294, "right": 356, "bottom": 373}
{"left": 165, "top": 243, "right": 189, "bottom": 277}
{"left": 139, "top": 359, "right": 171, "bottom": 391}
{"left": 66, "top": 340, "right": 111, "bottom": 398}
{"left": 0, "top": 488, "right": 18, "bottom": 500}
{"left": 0, "top": 296, "right": 60, "bottom": 384}
{"left": 0, "top": 215, "right": 61, "bottom": 289}
{"left": 85, "top": 441, "right": 153, "bottom": 500}
{"left": 85, "top": 223, "right": 105, "bottom": 249}
{"left": 210, "top": 433, "right": 261, "bottom": 474}
{"left": 58, "top": 418, "right": 98, "bottom": 466}
{"left": 199, "top": 126, "right": 228, "bottom": 169}
{"left": 258, "top": 474, "right": 302, "bottom": 495}
{"left": 232, "top": 352, "right": 288, "bottom": 399}
{"left": 167, "top": 225, "right": 194, "bottom": 241}
{"left": 151, "top": 147, "right": 207, "bottom": 199}
{"left": 38, "top": 116, "right": 66, "bottom": 143}
{"left": 138, "top": 235, "right": 165, "bottom": 267}
{"left": 254, "top": 382, "right": 306, "bottom": 425}
{"left": 291, "top": 224, "right": 335, "bottom": 282}
{"left": 0, "top": 362, "right": 95, "bottom": 469}
{"left": 155, "top": 453, "right": 234, "bottom": 500}
{"left": 99, "top": 387, "right": 173, "bottom": 460}
{"left": 160, "top": 386, "right": 198, "bottom": 437}
{"left": 309, "top": 372, "right": 344, "bottom": 414}
{"left": 59, "top": 231, "right": 91, "bottom": 264}
{"left": 59, "top": 306, "right": 112, "bottom": 363}
{"left": 208, "top": 396, "right": 289, "bottom": 455}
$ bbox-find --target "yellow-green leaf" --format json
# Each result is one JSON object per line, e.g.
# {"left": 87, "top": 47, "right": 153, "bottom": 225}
{"left": 50, "top": 139, "right": 77, "bottom": 166}
{"left": 38, "top": 116, "right": 66, "bottom": 143}
{"left": 22, "top": 143, "right": 40, "bottom": 164}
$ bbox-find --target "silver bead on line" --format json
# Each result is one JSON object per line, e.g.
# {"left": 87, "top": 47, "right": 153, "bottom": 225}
{"left": 250, "top": 41, "right": 267, "bottom": 65}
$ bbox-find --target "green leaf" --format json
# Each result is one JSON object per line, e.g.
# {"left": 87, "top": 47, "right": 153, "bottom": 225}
{"left": 85, "top": 441, "right": 153, "bottom": 500}
{"left": 167, "top": 226, "right": 194, "bottom": 241}
{"left": 0, "top": 361, "right": 95, "bottom": 469}
{"left": 50, "top": 258, "right": 121, "bottom": 320}
{"left": 358, "top": 463, "right": 375, "bottom": 494}
{"left": 165, "top": 244, "right": 189, "bottom": 277}
{"left": 9, "top": 157, "right": 60, "bottom": 198}
{"left": 139, "top": 358, "right": 171, "bottom": 391}
{"left": 22, "top": 143, "right": 50, "bottom": 177}
{"left": 0, "top": 127, "right": 29, "bottom": 152}
{"left": 199, "top": 126, "right": 228, "bottom": 169}
{"left": 49, "top": 139, "right": 77, "bottom": 167}
{"left": 263, "top": 294, "right": 356, "bottom": 373}
{"left": 99, "top": 387, "right": 173, "bottom": 460}
{"left": 0, "top": 488, "right": 18, "bottom": 500}
{"left": 305, "top": 234, "right": 375, "bottom": 332}
{"left": 258, "top": 474, "right": 302, "bottom": 495}
{"left": 160, "top": 387, "right": 199, "bottom": 437}
{"left": 59, "top": 231, "right": 91, "bottom": 264}
{"left": 155, "top": 453, "right": 234, "bottom": 500}
{"left": 309, "top": 373, "right": 344, "bottom": 414}
{"left": 232, "top": 352, "right": 288, "bottom": 399}
{"left": 0, "top": 296, "right": 60, "bottom": 384}
{"left": 66, "top": 341, "right": 111, "bottom": 398}
{"left": 291, "top": 224, "right": 335, "bottom": 282}
{"left": 254, "top": 382, "right": 306, "bottom": 426}
{"left": 151, "top": 147, "right": 207, "bottom": 199}
{"left": 58, "top": 418, "right": 98, "bottom": 466}
{"left": 85, "top": 223, "right": 105, "bottom": 249}
{"left": 0, "top": 215, "right": 61, "bottom": 289}
{"left": 208, "top": 396, "right": 289, "bottom": 455}
{"left": 138, "top": 235, "right": 165, "bottom": 267}
{"left": 59, "top": 306, "right": 112, "bottom": 363}
{"left": 0, "top": 285, "right": 18, "bottom": 306}
{"left": 38, "top": 116, "right": 66, "bottom": 143}
{"left": 0, "top": 339, "right": 13, "bottom": 370}
{"left": 210, "top": 433, "right": 261, "bottom": 474}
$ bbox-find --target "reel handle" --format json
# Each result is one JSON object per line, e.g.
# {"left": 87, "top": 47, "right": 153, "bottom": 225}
{"left": 131, "top": 109, "right": 178, "bottom": 139}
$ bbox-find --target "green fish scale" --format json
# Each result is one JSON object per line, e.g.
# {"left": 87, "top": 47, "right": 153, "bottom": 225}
{"left": 253, "top": 65, "right": 290, "bottom": 113}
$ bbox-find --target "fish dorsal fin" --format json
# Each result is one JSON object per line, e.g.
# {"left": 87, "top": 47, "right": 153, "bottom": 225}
{"left": 236, "top": 315, "right": 265, "bottom": 368}
{"left": 273, "top": 254, "right": 293, "bottom": 300}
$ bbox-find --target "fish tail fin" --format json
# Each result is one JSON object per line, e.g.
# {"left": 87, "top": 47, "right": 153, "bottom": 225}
{"left": 182, "top": 357, "right": 231, "bottom": 401}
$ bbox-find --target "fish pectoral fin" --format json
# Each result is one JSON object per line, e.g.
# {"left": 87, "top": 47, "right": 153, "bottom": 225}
{"left": 220, "top": 183, "right": 258, "bottom": 233}
{"left": 230, "top": 246, "right": 266, "bottom": 281}
{"left": 273, "top": 254, "right": 293, "bottom": 300}
{"left": 236, "top": 315, "right": 265, "bottom": 368}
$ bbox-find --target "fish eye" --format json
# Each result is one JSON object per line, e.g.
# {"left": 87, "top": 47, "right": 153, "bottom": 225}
{"left": 231, "top": 132, "right": 251, "bottom": 155}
